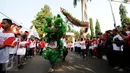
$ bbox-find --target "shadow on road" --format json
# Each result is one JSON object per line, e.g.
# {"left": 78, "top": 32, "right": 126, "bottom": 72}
{"left": 53, "top": 51, "right": 130, "bottom": 73}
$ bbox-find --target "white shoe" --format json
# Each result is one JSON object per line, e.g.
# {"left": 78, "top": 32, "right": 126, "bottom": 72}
{"left": 48, "top": 68, "right": 54, "bottom": 72}
{"left": 92, "top": 56, "right": 96, "bottom": 58}
{"left": 114, "top": 66, "right": 119, "bottom": 69}
{"left": 118, "top": 68, "right": 124, "bottom": 72}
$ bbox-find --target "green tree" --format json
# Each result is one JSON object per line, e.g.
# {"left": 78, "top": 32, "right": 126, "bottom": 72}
{"left": 124, "top": 0, "right": 129, "bottom": 3}
{"left": 32, "top": 5, "right": 53, "bottom": 38}
{"left": 119, "top": 4, "right": 130, "bottom": 25}
{"left": 89, "top": 18, "right": 94, "bottom": 38}
{"left": 95, "top": 19, "right": 101, "bottom": 37}
{"left": 86, "top": 33, "right": 91, "bottom": 38}
{"left": 30, "top": 25, "right": 33, "bottom": 29}
{"left": 65, "top": 18, "right": 74, "bottom": 32}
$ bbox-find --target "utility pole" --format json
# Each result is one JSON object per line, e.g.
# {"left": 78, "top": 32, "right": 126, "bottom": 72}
{"left": 108, "top": 0, "right": 116, "bottom": 27}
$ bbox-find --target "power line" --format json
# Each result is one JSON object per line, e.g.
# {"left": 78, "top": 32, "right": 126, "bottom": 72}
{"left": 0, "top": 11, "right": 39, "bottom": 37}
{"left": 0, "top": 11, "right": 30, "bottom": 31}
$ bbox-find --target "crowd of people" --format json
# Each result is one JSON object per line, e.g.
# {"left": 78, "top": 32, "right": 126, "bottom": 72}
{"left": 67, "top": 24, "right": 130, "bottom": 72}
{"left": 1, "top": 18, "right": 130, "bottom": 73}
{"left": 0, "top": 18, "right": 46, "bottom": 73}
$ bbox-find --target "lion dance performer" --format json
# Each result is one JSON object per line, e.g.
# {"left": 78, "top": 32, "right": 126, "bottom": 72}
{"left": 42, "top": 14, "right": 67, "bottom": 72}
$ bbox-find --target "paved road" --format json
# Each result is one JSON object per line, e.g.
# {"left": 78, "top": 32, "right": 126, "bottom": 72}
{"left": 9, "top": 56, "right": 50, "bottom": 73}
{"left": 8, "top": 51, "right": 130, "bottom": 73}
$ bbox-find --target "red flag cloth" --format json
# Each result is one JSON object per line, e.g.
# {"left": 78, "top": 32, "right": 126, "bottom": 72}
{"left": 0, "top": 23, "right": 2, "bottom": 28}
{"left": 122, "top": 34, "right": 130, "bottom": 45}
{"left": 3, "top": 37, "right": 15, "bottom": 47}
{"left": 101, "top": 33, "right": 107, "bottom": 46}
{"left": 11, "top": 40, "right": 17, "bottom": 46}
{"left": 39, "top": 41, "right": 45, "bottom": 49}
{"left": 25, "top": 40, "right": 31, "bottom": 48}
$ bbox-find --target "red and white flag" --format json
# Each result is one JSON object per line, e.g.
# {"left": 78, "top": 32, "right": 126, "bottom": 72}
{"left": 4, "top": 37, "right": 16, "bottom": 47}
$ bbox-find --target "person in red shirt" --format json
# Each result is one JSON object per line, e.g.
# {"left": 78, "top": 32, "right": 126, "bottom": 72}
{"left": 39, "top": 39, "right": 45, "bottom": 55}
{"left": 121, "top": 25, "right": 130, "bottom": 68}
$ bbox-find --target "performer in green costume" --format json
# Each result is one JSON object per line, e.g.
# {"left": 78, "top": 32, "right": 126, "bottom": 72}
{"left": 42, "top": 14, "right": 67, "bottom": 72}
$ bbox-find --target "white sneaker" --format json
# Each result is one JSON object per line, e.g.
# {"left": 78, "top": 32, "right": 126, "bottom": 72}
{"left": 114, "top": 66, "right": 119, "bottom": 69}
{"left": 118, "top": 68, "right": 124, "bottom": 72}
{"left": 48, "top": 68, "right": 54, "bottom": 72}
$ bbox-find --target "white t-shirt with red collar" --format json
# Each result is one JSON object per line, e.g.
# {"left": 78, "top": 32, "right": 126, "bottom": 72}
{"left": 9, "top": 38, "right": 19, "bottom": 54}
{"left": 80, "top": 41, "right": 86, "bottom": 49}
{"left": 113, "top": 34, "right": 123, "bottom": 51}
{"left": 0, "top": 32, "right": 15, "bottom": 63}
{"left": 28, "top": 41, "right": 35, "bottom": 48}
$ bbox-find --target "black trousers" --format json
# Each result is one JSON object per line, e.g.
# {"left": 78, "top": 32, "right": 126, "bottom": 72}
{"left": 40, "top": 48, "right": 43, "bottom": 55}
{"left": 28, "top": 48, "right": 34, "bottom": 57}
{"left": 0, "top": 63, "right": 6, "bottom": 73}
{"left": 123, "top": 50, "right": 130, "bottom": 68}
{"left": 106, "top": 47, "right": 114, "bottom": 66}
{"left": 75, "top": 47, "right": 78, "bottom": 52}
{"left": 81, "top": 49, "right": 86, "bottom": 59}
{"left": 62, "top": 47, "right": 68, "bottom": 61}
{"left": 71, "top": 48, "right": 73, "bottom": 51}
{"left": 77, "top": 47, "right": 81, "bottom": 54}
{"left": 89, "top": 49, "right": 95, "bottom": 56}
{"left": 49, "top": 61, "right": 55, "bottom": 68}
{"left": 113, "top": 51, "right": 125, "bottom": 68}
{"left": 24, "top": 49, "right": 28, "bottom": 59}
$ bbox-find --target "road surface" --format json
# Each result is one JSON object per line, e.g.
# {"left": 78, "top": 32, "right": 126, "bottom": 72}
{"left": 9, "top": 51, "right": 130, "bottom": 73}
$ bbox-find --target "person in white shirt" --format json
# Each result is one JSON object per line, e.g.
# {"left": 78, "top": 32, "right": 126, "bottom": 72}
{"left": 7, "top": 34, "right": 20, "bottom": 70}
{"left": 17, "top": 34, "right": 28, "bottom": 69}
{"left": 61, "top": 38, "right": 68, "bottom": 61}
{"left": 28, "top": 38, "right": 35, "bottom": 57}
{"left": 112, "top": 29, "right": 125, "bottom": 72}
{"left": 0, "top": 18, "right": 15, "bottom": 73}
{"left": 80, "top": 38, "right": 86, "bottom": 59}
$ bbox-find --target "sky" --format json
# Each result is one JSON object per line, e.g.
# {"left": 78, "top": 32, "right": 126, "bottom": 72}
{"left": 0, "top": 0, "right": 130, "bottom": 33}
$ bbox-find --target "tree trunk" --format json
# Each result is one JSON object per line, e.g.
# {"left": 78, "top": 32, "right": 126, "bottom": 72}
{"left": 81, "top": 0, "right": 84, "bottom": 21}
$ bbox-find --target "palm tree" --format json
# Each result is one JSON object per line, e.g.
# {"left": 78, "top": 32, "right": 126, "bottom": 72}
{"left": 73, "top": 0, "right": 91, "bottom": 35}
{"left": 73, "top": 0, "right": 91, "bottom": 21}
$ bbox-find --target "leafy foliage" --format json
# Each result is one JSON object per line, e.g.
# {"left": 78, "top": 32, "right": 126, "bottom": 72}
{"left": 30, "top": 25, "right": 33, "bottom": 29}
{"left": 95, "top": 19, "right": 101, "bottom": 37}
{"left": 124, "top": 0, "right": 129, "bottom": 3}
{"left": 89, "top": 18, "right": 94, "bottom": 38}
{"left": 119, "top": 4, "right": 130, "bottom": 25}
{"left": 64, "top": 18, "right": 74, "bottom": 32}
{"left": 32, "top": 5, "right": 53, "bottom": 38}
{"left": 86, "top": 33, "right": 91, "bottom": 38}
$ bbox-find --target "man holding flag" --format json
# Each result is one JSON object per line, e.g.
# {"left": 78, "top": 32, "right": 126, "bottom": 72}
{"left": 0, "top": 18, "right": 15, "bottom": 73}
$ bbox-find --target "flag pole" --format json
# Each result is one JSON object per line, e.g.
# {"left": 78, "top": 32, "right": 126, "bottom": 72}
{"left": 108, "top": 0, "right": 116, "bottom": 27}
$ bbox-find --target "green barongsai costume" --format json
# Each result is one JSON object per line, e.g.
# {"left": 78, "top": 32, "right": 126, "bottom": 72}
{"left": 42, "top": 14, "right": 66, "bottom": 66}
